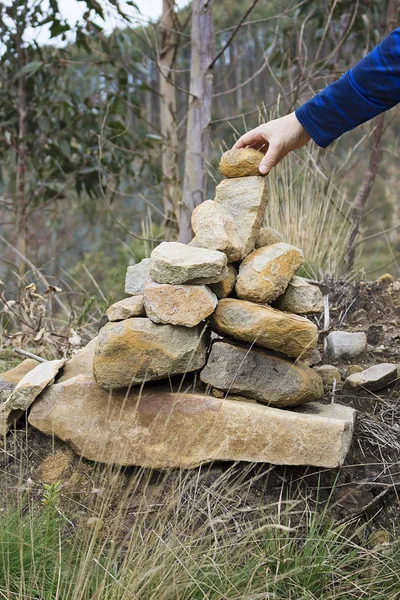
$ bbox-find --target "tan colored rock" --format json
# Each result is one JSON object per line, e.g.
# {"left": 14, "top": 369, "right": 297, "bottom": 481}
{"left": 209, "top": 264, "right": 237, "bottom": 299}
{"left": 106, "top": 296, "right": 145, "bottom": 321}
{"left": 314, "top": 365, "right": 342, "bottom": 387}
{"left": 29, "top": 375, "right": 356, "bottom": 469}
{"left": 150, "top": 242, "right": 228, "bottom": 285}
{"left": 273, "top": 276, "right": 324, "bottom": 314}
{"left": 188, "top": 237, "right": 200, "bottom": 247}
{"left": 0, "top": 359, "right": 39, "bottom": 401}
{"left": 214, "top": 177, "right": 268, "bottom": 258}
{"left": 200, "top": 340, "right": 323, "bottom": 406}
{"left": 255, "top": 226, "right": 287, "bottom": 248}
{"left": 125, "top": 258, "right": 151, "bottom": 295}
{"left": 210, "top": 299, "right": 318, "bottom": 359}
{"left": 143, "top": 282, "right": 217, "bottom": 327}
{"left": 236, "top": 243, "right": 304, "bottom": 304}
{"left": 191, "top": 200, "right": 244, "bottom": 262}
{"left": 93, "top": 318, "right": 209, "bottom": 389}
{"left": 57, "top": 338, "right": 97, "bottom": 384}
{"left": 0, "top": 359, "right": 65, "bottom": 434}
{"left": 219, "top": 148, "right": 264, "bottom": 178}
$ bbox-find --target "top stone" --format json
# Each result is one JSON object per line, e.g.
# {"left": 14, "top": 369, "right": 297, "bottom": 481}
{"left": 219, "top": 148, "right": 264, "bottom": 178}
{"left": 150, "top": 242, "right": 228, "bottom": 285}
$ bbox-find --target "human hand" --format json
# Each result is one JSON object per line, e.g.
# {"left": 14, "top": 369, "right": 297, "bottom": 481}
{"left": 233, "top": 112, "right": 311, "bottom": 174}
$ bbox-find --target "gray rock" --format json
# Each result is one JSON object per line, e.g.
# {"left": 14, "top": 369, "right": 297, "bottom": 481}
{"left": 324, "top": 331, "right": 367, "bottom": 360}
{"left": 93, "top": 317, "right": 209, "bottom": 389}
{"left": 273, "top": 276, "right": 324, "bottom": 315}
{"left": 125, "top": 258, "right": 152, "bottom": 295}
{"left": 344, "top": 363, "right": 397, "bottom": 391}
{"left": 200, "top": 340, "right": 323, "bottom": 406}
{"left": 150, "top": 242, "right": 228, "bottom": 285}
{"left": 314, "top": 365, "right": 342, "bottom": 387}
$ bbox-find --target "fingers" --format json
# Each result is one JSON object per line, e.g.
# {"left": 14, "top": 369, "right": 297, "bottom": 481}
{"left": 233, "top": 128, "right": 261, "bottom": 149}
{"left": 259, "top": 144, "right": 283, "bottom": 175}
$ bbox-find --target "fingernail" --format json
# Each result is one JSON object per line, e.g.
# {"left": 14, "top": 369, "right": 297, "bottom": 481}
{"left": 259, "top": 165, "right": 267, "bottom": 174}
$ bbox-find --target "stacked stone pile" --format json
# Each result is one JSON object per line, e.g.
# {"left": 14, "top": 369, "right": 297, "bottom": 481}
{"left": 25, "top": 148, "right": 356, "bottom": 469}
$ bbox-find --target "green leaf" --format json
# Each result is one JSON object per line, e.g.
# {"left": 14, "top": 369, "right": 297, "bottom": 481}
{"left": 50, "top": 20, "right": 71, "bottom": 38}
{"left": 16, "top": 61, "right": 43, "bottom": 78}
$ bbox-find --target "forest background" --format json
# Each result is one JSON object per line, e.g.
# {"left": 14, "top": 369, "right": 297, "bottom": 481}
{"left": 0, "top": 0, "right": 399, "bottom": 333}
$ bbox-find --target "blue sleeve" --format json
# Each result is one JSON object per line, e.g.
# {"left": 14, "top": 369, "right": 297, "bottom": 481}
{"left": 295, "top": 28, "right": 400, "bottom": 148}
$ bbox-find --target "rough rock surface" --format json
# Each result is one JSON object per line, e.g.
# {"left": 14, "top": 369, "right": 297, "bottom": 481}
{"left": 29, "top": 376, "right": 356, "bottom": 469}
{"left": 236, "top": 243, "right": 304, "bottom": 304}
{"left": 125, "top": 258, "right": 152, "bottom": 295}
{"left": 0, "top": 359, "right": 39, "bottom": 402}
{"left": 214, "top": 177, "right": 268, "bottom": 258}
{"left": 150, "top": 242, "right": 228, "bottom": 285}
{"left": 106, "top": 296, "right": 145, "bottom": 321}
{"left": 219, "top": 148, "right": 264, "bottom": 178}
{"left": 314, "top": 365, "right": 342, "bottom": 386}
{"left": 191, "top": 200, "right": 244, "bottom": 262}
{"left": 255, "top": 226, "right": 287, "bottom": 248}
{"left": 273, "top": 276, "right": 324, "bottom": 314}
{"left": 200, "top": 341, "right": 323, "bottom": 406}
{"left": 93, "top": 318, "right": 209, "bottom": 389}
{"left": 325, "top": 331, "right": 367, "bottom": 361}
{"left": 143, "top": 282, "right": 217, "bottom": 327}
{"left": 57, "top": 338, "right": 97, "bottom": 384}
{"left": 210, "top": 265, "right": 237, "bottom": 299}
{"left": 210, "top": 299, "right": 318, "bottom": 359}
{"left": 344, "top": 363, "right": 397, "bottom": 391}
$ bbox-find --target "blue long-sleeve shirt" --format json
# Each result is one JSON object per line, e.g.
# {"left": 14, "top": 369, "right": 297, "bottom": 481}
{"left": 295, "top": 28, "right": 400, "bottom": 148}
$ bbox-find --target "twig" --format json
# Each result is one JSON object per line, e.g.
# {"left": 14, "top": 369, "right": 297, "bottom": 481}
{"left": 14, "top": 347, "right": 47, "bottom": 363}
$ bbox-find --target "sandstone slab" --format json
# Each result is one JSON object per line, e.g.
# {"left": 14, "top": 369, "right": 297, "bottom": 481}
{"left": 209, "top": 298, "right": 318, "bottom": 359}
{"left": 150, "top": 242, "right": 228, "bottom": 285}
{"left": 191, "top": 200, "right": 244, "bottom": 262}
{"left": 125, "top": 258, "right": 152, "bottom": 295}
{"left": 200, "top": 341, "right": 323, "bottom": 406}
{"left": 93, "top": 318, "right": 209, "bottom": 389}
{"left": 143, "top": 282, "right": 217, "bottom": 327}
{"left": 0, "top": 359, "right": 39, "bottom": 402}
{"left": 106, "top": 296, "right": 145, "bottom": 321}
{"left": 57, "top": 338, "right": 97, "bottom": 384}
{"left": 214, "top": 177, "right": 268, "bottom": 258}
{"left": 255, "top": 226, "right": 287, "bottom": 248}
{"left": 325, "top": 331, "right": 367, "bottom": 361}
{"left": 210, "top": 264, "right": 237, "bottom": 299}
{"left": 29, "top": 375, "right": 356, "bottom": 469}
{"left": 273, "top": 276, "right": 324, "bottom": 314}
{"left": 344, "top": 363, "right": 397, "bottom": 391}
{"left": 219, "top": 148, "right": 264, "bottom": 178}
{"left": 236, "top": 243, "right": 304, "bottom": 303}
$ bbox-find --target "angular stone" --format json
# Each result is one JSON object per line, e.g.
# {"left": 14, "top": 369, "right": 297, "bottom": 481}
{"left": 0, "top": 359, "right": 65, "bottom": 434}
{"left": 324, "top": 331, "right": 367, "bottom": 361}
{"left": 0, "top": 359, "right": 39, "bottom": 402}
{"left": 200, "top": 341, "right": 323, "bottom": 406}
{"left": 210, "top": 298, "right": 318, "bottom": 359}
{"left": 29, "top": 375, "right": 355, "bottom": 469}
{"left": 57, "top": 338, "right": 97, "bottom": 384}
{"left": 191, "top": 200, "right": 244, "bottom": 262}
{"left": 93, "top": 318, "right": 209, "bottom": 389}
{"left": 255, "top": 226, "right": 287, "bottom": 248}
{"left": 219, "top": 148, "right": 264, "bottom": 178}
{"left": 143, "top": 282, "right": 217, "bottom": 327}
{"left": 125, "top": 258, "right": 151, "bottom": 295}
{"left": 150, "top": 242, "right": 228, "bottom": 285}
{"left": 344, "top": 363, "right": 397, "bottom": 391}
{"left": 236, "top": 243, "right": 304, "bottom": 303}
{"left": 315, "top": 365, "right": 342, "bottom": 387}
{"left": 209, "top": 265, "right": 237, "bottom": 299}
{"left": 273, "top": 276, "right": 324, "bottom": 314}
{"left": 214, "top": 177, "right": 268, "bottom": 258}
{"left": 106, "top": 296, "right": 145, "bottom": 321}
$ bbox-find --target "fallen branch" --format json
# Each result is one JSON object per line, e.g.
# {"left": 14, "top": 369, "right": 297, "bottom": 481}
{"left": 14, "top": 347, "right": 47, "bottom": 363}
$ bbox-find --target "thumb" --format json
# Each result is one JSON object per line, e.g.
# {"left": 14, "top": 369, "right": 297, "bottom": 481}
{"left": 259, "top": 144, "right": 282, "bottom": 175}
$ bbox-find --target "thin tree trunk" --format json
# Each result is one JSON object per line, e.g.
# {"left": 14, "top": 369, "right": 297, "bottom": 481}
{"left": 179, "top": 0, "right": 214, "bottom": 243}
{"left": 159, "top": 0, "right": 180, "bottom": 240}
{"left": 16, "top": 34, "right": 27, "bottom": 269}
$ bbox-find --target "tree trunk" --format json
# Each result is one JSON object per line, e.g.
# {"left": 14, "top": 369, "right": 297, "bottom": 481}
{"left": 16, "top": 33, "right": 28, "bottom": 270}
{"left": 159, "top": 0, "right": 180, "bottom": 240}
{"left": 179, "top": 0, "right": 214, "bottom": 243}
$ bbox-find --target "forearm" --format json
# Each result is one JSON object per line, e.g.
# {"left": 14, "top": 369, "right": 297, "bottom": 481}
{"left": 296, "top": 28, "right": 400, "bottom": 148}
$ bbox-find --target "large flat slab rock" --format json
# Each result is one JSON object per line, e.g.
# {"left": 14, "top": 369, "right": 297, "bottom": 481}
{"left": 29, "top": 375, "right": 356, "bottom": 469}
{"left": 273, "top": 276, "right": 324, "bottom": 314}
{"left": 209, "top": 298, "right": 318, "bottom": 359}
{"left": 191, "top": 200, "right": 244, "bottom": 262}
{"left": 236, "top": 243, "right": 304, "bottom": 303}
{"left": 200, "top": 341, "right": 323, "bottom": 406}
{"left": 0, "top": 359, "right": 39, "bottom": 401}
{"left": 219, "top": 148, "right": 264, "bottom": 178}
{"left": 150, "top": 242, "right": 228, "bottom": 285}
{"left": 125, "top": 258, "right": 152, "bottom": 295}
{"left": 93, "top": 318, "right": 209, "bottom": 389}
{"left": 214, "top": 177, "right": 268, "bottom": 258}
{"left": 143, "top": 282, "right": 217, "bottom": 327}
{"left": 344, "top": 363, "right": 397, "bottom": 391}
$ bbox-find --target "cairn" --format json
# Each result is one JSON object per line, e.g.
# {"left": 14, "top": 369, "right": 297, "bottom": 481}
{"left": 27, "top": 148, "right": 356, "bottom": 469}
